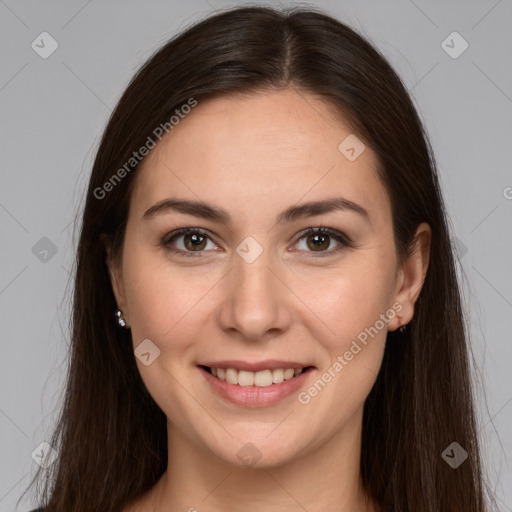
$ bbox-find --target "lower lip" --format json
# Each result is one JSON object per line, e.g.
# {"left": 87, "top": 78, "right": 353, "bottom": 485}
{"left": 199, "top": 366, "right": 314, "bottom": 408}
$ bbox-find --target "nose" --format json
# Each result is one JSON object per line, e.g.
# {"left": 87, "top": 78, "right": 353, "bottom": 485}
{"left": 216, "top": 246, "right": 292, "bottom": 342}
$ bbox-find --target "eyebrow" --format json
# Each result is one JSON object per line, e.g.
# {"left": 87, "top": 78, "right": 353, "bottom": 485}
{"left": 142, "top": 196, "right": 370, "bottom": 224}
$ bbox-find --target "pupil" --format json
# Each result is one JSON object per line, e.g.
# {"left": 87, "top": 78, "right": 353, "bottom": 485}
{"left": 309, "top": 233, "right": 328, "bottom": 250}
{"left": 186, "top": 233, "right": 206, "bottom": 250}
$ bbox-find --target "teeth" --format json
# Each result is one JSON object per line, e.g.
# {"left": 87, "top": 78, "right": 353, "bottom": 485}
{"left": 272, "top": 368, "right": 284, "bottom": 383}
{"left": 238, "top": 370, "right": 254, "bottom": 386}
{"left": 254, "top": 370, "right": 272, "bottom": 387}
{"left": 209, "top": 367, "right": 306, "bottom": 387}
{"left": 284, "top": 368, "right": 295, "bottom": 380}
{"left": 225, "top": 368, "right": 238, "bottom": 385}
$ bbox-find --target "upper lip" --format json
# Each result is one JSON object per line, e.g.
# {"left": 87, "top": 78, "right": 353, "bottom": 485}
{"left": 198, "top": 360, "right": 313, "bottom": 372}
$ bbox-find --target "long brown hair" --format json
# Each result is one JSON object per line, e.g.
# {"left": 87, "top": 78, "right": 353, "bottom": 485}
{"left": 21, "top": 5, "right": 495, "bottom": 511}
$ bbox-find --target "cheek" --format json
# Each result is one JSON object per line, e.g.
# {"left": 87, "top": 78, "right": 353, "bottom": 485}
{"left": 294, "top": 260, "right": 394, "bottom": 348}
{"left": 121, "top": 253, "right": 205, "bottom": 426}
{"left": 294, "top": 269, "right": 390, "bottom": 428}
{"left": 121, "top": 249, "right": 201, "bottom": 353}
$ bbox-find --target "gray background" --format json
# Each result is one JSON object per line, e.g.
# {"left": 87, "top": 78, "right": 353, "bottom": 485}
{"left": 0, "top": 0, "right": 511, "bottom": 510}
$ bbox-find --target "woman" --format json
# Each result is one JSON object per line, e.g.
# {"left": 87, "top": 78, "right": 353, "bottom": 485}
{"left": 22, "top": 5, "right": 494, "bottom": 512}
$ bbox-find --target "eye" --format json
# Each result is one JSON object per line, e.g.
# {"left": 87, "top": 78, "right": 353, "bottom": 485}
{"left": 293, "top": 226, "right": 352, "bottom": 258}
{"left": 161, "top": 226, "right": 353, "bottom": 258}
{"left": 162, "top": 228, "right": 219, "bottom": 257}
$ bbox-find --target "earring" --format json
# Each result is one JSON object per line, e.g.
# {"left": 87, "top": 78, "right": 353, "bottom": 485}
{"left": 115, "top": 309, "right": 130, "bottom": 329}
{"left": 397, "top": 314, "right": 407, "bottom": 334}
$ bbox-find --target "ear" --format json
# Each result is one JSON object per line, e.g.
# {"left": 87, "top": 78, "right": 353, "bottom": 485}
{"left": 100, "top": 233, "right": 130, "bottom": 324}
{"left": 389, "top": 222, "right": 431, "bottom": 331}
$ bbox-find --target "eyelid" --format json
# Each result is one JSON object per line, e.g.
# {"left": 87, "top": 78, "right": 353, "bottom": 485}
{"left": 161, "top": 227, "right": 219, "bottom": 256}
{"left": 292, "top": 226, "right": 353, "bottom": 257}
{"left": 296, "top": 226, "right": 352, "bottom": 245}
{"left": 161, "top": 226, "right": 353, "bottom": 257}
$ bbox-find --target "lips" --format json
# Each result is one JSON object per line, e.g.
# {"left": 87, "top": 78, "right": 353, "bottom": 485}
{"left": 197, "top": 361, "right": 315, "bottom": 407}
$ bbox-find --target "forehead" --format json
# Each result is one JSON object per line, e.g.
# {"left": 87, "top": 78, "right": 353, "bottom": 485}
{"left": 130, "top": 88, "right": 390, "bottom": 228}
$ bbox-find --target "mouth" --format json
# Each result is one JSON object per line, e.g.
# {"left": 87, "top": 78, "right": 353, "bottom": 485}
{"left": 199, "top": 365, "right": 315, "bottom": 387}
{"left": 197, "top": 363, "right": 316, "bottom": 407}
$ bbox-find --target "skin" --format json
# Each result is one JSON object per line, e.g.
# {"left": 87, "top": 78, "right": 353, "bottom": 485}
{"left": 107, "top": 87, "right": 431, "bottom": 512}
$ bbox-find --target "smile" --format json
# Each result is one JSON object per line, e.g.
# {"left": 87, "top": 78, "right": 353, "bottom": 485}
{"left": 198, "top": 364, "right": 315, "bottom": 407}
{"left": 202, "top": 366, "right": 309, "bottom": 386}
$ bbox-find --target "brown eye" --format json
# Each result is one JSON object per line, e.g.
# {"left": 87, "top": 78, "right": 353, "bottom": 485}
{"left": 295, "top": 227, "right": 352, "bottom": 257}
{"left": 163, "top": 228, "right": 217, "bottom": 256}
{"left": 305, "top": 232, "right": 331, "bottom": 251}
{"left": 182, "top": 232, "right": 207, "bottom": 251}
{"left": 162, "top": 226, "right": 352, "bottom": 259}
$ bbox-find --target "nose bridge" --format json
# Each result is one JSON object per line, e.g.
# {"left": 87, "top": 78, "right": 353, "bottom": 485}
{"left": 218, "top": 238, "right": 290, "bottom": 340}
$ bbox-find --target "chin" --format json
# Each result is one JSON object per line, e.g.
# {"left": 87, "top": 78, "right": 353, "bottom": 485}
{"left": 202, "top": 428, "right": 311, "bottom": 469}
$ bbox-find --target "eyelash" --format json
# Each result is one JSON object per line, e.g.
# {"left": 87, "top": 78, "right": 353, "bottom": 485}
{"left": 161, "top": 226, "right": 353, "bottom": 259}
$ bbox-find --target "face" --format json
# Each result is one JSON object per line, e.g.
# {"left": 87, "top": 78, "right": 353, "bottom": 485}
{"left": 107, "top": 88, "right": 425, "bottom": 468}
